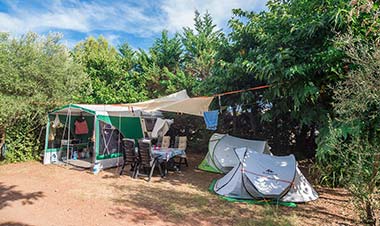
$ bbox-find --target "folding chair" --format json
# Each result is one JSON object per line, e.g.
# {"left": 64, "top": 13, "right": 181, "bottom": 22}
{"left": 174, "top": 136, "right": 188, "bottom": 170}
{"left": 119, "top": 138, "right": 138, "bottom": 177}
{"left": 135, "top": 139, "right": 164, "bottom": 182}
{"left": 161, "top": 136, "right": 171, "bottom": 148}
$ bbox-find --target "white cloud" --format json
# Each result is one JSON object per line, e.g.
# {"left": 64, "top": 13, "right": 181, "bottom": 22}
{"left": 0, "top": 0, "right": 267, "bottom": 44}
{"left": 0, "top": 12, "right": 24, "bottom": 33}
{"left": 103, "top": 34, "right": 121, "bottom": 47}
{"left": 160, "top": 0, "right": 267, "bottom": 33}
{"left": 0, "top": 1, "right": 164, "bottom": 36}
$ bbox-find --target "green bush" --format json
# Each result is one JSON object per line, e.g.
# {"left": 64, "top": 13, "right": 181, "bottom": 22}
{"left": 3, "top": 120, "right": 41, "bottom": 162}
{"left": 0, "top": 32, "right": 90, "bottom": 162}
{"left": 316, "top": 36, "right": 380, "bottom": 224}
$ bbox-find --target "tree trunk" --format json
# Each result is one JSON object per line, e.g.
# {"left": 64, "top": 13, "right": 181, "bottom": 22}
{"left": 365, "top": 201, "right": 376, "bottom": 226}
{"left": 365, "top": 154, "right": 380, "bottom": 225}
{"left": 295, "top": 125, "right": 308, "bottom": 158}
{"left": 248, "top": 107, "right": 256, "bottom": 134}
{"left": 0, "top": 128, "right": 5, "bottom": 160}
{"left": 232, "top": 106, "right": 237, "bottom": 134}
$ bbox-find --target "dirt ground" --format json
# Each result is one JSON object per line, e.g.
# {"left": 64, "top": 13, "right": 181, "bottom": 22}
{"left": 0, "top": 154, "right": 359, "bottom": 226}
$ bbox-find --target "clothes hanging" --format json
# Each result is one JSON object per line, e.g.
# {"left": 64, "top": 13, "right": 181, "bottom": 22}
{"left": 48, "top": 126, "right": 56, "bottom": 141}
{"left": 75, "top": 119, "right": 89, "bottom": 135}
{"left": 203, "top": 110, "right": 219, "bottom": 130}
{"left": 52, "top": 114, "right": 61, "bottom": 128}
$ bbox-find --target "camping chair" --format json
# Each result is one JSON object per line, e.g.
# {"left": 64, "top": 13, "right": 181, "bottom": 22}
{"left": 135, "top": 139, "right": 164, "bottom": 182}
{"left": 174, "top": 136, "right": 188, "bottom": 170}
{"left": 119, "top": 138, "right": 138, "bottom": 177}
{"left": 161, "top": 136, "right": 170, "bottom": 149}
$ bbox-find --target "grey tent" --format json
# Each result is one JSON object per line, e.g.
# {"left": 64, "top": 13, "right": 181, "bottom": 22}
{"left": 213, "top": 147, "right": 318, "bottom": 203}
{"left": 198, "top": 133, "right": 271, "bottom": 173}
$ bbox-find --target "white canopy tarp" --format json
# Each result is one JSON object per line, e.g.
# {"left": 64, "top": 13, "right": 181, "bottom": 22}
{"left": 122, "top": 90, "right": 214, "bottom": 117}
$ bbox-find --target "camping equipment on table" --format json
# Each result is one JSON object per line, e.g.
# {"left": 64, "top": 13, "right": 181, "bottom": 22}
{"left": 152, "top": 148, "right": 186, "bottom": 162}
{"left": 213, "top": 147, "right": 318, "bottom": 203}
{"left": 198, "top": 133, "right": 271, "bottom": 173}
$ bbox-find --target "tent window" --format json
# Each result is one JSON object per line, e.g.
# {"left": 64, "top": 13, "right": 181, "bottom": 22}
{"left": 99, "top": 121, "right": 123, "bottom": 156}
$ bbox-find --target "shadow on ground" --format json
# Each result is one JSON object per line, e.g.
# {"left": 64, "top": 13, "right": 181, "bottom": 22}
{"left": 0, "top": 222, "right": 35, "bottom": 226}
{"left": 0, "top": 182, "right": 44, "bottom": 210}
{"left": 99, "top": 154, "right": 297, "bottom": 225}
{"left": 100, "top": 153, "right": 357, "bottom": 225}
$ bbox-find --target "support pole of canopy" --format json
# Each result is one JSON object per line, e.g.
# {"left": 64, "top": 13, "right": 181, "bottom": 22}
{"left": 94, "top": 115, "right": 99, "bottom": 164}
{"left": 44, "top": 116, "right": 50, "bottom": 156}
{"left": 66, "top": 107, "right": 71, "bottom": 165}
{"left": 92, "top": 115, "right": 97, "bottom": 164}
{"left": 117, "top": 112, "right": 122, "bottom": 167}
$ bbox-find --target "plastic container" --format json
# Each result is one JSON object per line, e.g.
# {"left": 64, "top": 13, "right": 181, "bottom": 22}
{"left": 72, "top": 151, "right": 78, "bottom": 160}
{"left": 93, "top": 162, "right": 101, "bottom": 174}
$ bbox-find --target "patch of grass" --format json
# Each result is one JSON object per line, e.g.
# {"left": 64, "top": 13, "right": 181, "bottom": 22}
{"left": 236, "top": 206, "right": 297, "bottom": 226}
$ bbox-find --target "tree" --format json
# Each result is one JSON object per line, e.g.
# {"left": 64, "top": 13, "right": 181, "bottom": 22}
{"left": 238, "top": 0, "right": 352, "bottom": 125}
{"left": 182, "top": 11, "right": 225, "bottom": 83}
{"left": 150, "top": 30, "right": 183, "bottom": 70}
{"left": 0, "top": 32, "right": 89, "bottom": 162}
{"left": 72, "top": 36, "right": 145, "bottom": 103}
{"left": 217, "top": 0, "right": 354, "bottom": 157}
{"left": 134, "top": 31, "right": 195, "bottom": 98}
{"left": 317, "top": 36, "right": 380, "bottom": 225}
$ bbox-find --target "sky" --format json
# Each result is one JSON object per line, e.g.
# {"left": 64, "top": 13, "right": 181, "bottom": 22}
{"left": 0, "top": 0, "right": 267, "bottom": 49}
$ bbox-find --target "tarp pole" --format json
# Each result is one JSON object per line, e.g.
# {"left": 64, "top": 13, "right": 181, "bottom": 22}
{"left": 92, "top": 115, "right": 96, "bottom": 163}
{"left": 66, "top": 107, "right": 71, "bottom": 165}
{"left": 43, "top": 115, "right": 50, "bottom": 164}
{"left": 94, "top": 115, "right": 100, "bottom": 164}
{"left": 118, "top": 112, "right": 121, "bottom": 167}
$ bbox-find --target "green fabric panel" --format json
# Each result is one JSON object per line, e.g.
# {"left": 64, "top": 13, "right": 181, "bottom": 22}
{"left": 97, "top": 115, "right": 111, "bottom": 124}
{"left": 45, "top": 148, "right": 64, "bottom": 153}
{"left": 198, "top": 158, "right": 223, "bottom": 174}
{"left": 97, "top": 152, "right": 123, "bottom": 160}
{"left": 97, "top": 115, "right": 143, "bottom": 139}
{"left": 220, "top": 196, "right": 297, "bottom": 207}
{"left": 208, "top": 179, "right": 297, "bottom": 208}
{"left": 208, "top": 178, "right": 217, "bottom": 192}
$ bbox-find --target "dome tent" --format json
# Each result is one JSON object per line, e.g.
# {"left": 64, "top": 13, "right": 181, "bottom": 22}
{"left": 198, "top": 133, "right": 271, "bottom": 173}
{"left": 213, "top": 147, "right": 319, "bottom": 203}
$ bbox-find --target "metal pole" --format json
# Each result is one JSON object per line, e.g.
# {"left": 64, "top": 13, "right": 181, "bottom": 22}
{"left": 66, "top": 108, "right": 71, "bottom": 165}
{"left": 93, "top": 115, "right": 97, "bottom": 164}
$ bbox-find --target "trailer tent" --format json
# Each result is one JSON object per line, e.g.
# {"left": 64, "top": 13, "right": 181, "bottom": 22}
{"left": 44, "top": 90, "right": 214, "bottom": 170}
{"left": 44, "top": 104, "right": 150, "bottom": 169}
